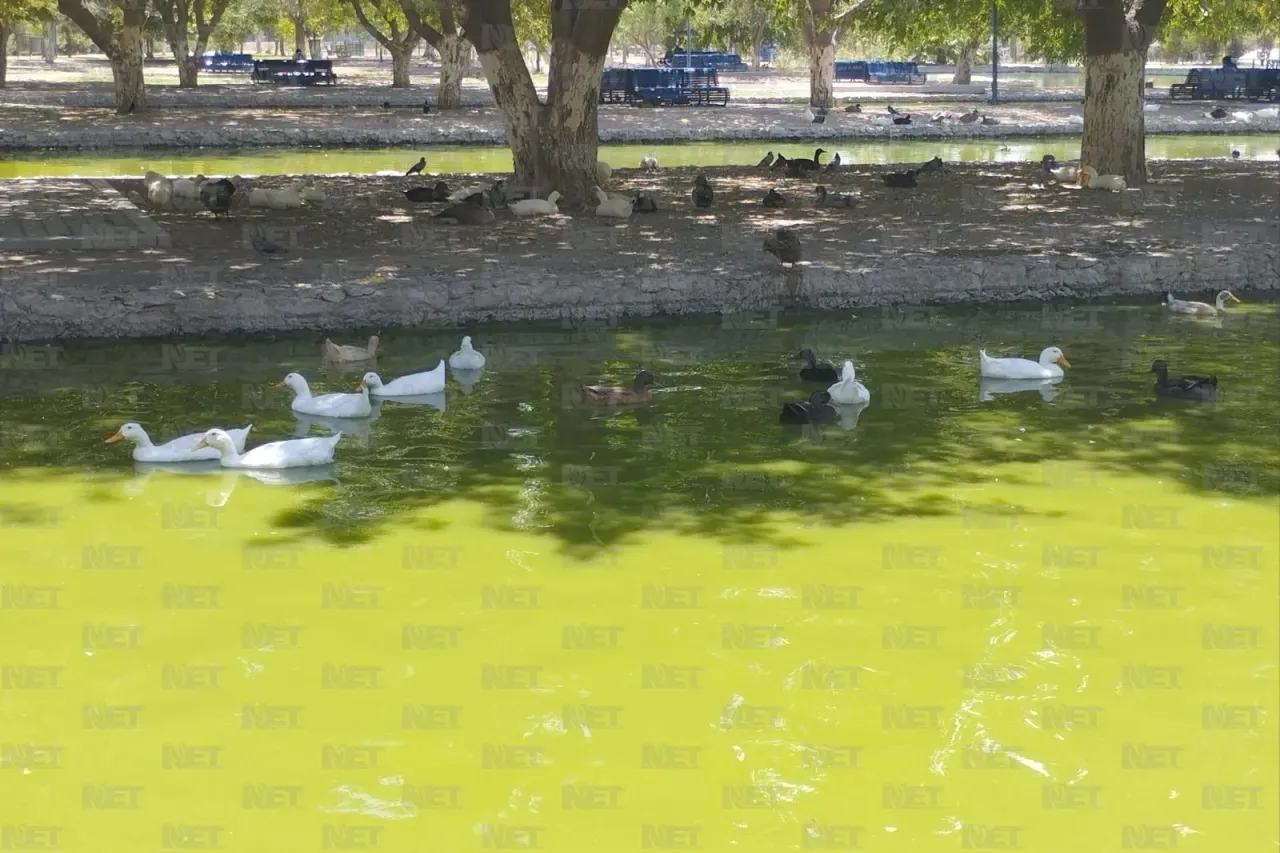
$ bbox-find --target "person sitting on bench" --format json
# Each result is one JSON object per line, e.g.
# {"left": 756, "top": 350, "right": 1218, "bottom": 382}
{"left": 294, "top": 49, "right": 305, "bottom": 61}
{"left": 1222, "top": 55, "right": 1237, "bottom": 71}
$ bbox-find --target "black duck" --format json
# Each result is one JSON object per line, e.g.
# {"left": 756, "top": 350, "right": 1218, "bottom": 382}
{"left": 845, "top": 103, "right": 862, "bottom": 113}
{"left": 883, "top": 169, "right": 918, "bottom": 188}
{"left": 199, "top": 178, "right": 235, "bottom": 218}
{"left": 793, "top": 349, "right": 838, "bottom": 383}
{"left": 786, "top": 148, "right": 827, "bottom": 172}
{"left": 762, "top": 188, "right": 787, "bottom": 208}
{"left": 632, "top": 192, "right": 659, "bottom": 213}
{"left": 691, "top": 175, "right": 713, "bottom": 208}
{"left": 1151, "top": 360, "right": 1218, "bottom": 401}
{"left": 813, "top": 185, "right": 855, "bottom": 208}
{"left": 763, "top": 229, "right": 802, "bottom": 265}
{"left": 892, "top": 115, "right": 912, "bottom": 125}
{"left": 780, "top": 390, "right": 839, "bottom": 425}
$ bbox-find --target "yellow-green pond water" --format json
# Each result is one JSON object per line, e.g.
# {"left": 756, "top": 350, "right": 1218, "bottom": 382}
{"left": 0, "top": 301, "right": 1276, "bottom": 851}
{"left": 1, "top": 134, "right": 1278, "bottom": 179}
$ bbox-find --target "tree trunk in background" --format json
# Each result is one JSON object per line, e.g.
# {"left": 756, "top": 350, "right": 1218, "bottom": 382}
{"left": 390, "top": 45, "right": 411, "bottom": 86}
{"left": 0, "top": 25, "right": 9, "bottom": 87}
{"left": 952, "top": 40, "right": 976, "bottom": 84}
{"left": 436, "top": 33, "right": 464, "bottom": 106}
{"left": 1078, "top": 0, "right": 1167, "bottom": 184}
{"left": 807, "top": 36, "right": 834, "bottom": 108}
{"left": 1080, "top": 51, "right": 1147, "bottom": 180}
{"left": 177, "top": 54, "right": 199, "bottom": 86}
{"left": 292, "top": 16, "right": 306, "bottom": 54}
{"left": 43, "top": 21, "right": 58, "bottom": 64}
{"left": 110, "top": 21, "right": 147, "bottom": 112}
{"left": 145, "top": 37, "right": 154, "bottom": 58}
{"left": 803, "top": 0, "right": 836, "bottom": 108}
{"left": 750, "top": 40, "right": 759, "bottom": 69}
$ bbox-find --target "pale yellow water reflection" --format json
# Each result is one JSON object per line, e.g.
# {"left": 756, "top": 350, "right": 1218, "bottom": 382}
{"left": 0, "top": 303, "right": 1277, "bottom": 851}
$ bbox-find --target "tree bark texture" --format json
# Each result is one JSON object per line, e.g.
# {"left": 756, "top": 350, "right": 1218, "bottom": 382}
{"left": 803, "top": 0, "right": 835, "bottom": 109}
{"left": 1077, "top": 0, "right": 1168, "bottom": 185}
{"left": 0, "top": 25, "right": 9, "bottom": 88}
{"left": 436, "top": 33, "right": 465, "bottom": 106}
{"left": 391, "top": 45, "right": 411, "bottom": 86}
{"left": 350, "top": 0, "right": 421, "bottom": 88}
{"left": 951, "top": 40, "right": 976, "bottom": 85}
{"left": 155, "top": 0, "right": 233, "bottom": 88}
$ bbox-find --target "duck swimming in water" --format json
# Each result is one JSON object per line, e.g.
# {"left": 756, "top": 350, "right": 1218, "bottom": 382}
{"left": 793, "top": 349, "right": 839, "bottom": 383}
{"left": 1151, "top": 360, "right": 1218, "bottom": 401}
{"left": 780, "top": 390, "right": 839, "bottom": 425}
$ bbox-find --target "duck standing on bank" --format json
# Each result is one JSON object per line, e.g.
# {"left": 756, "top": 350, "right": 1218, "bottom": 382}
{"left": 762, "top": 188, "right": 787, "bottom": 208}
{"left": 1150, "top": 360, "right": 1218, "bottom": 401}
{"left": 692, "top": 175, "right": 714, "bottom": 208}
{"left": 763, "top": 229, "right": 802, "bottom": 265}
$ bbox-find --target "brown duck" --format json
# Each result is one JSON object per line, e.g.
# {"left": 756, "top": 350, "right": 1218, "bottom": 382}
{"left": 580, "top": 370, "right": 657, "bottom": 405}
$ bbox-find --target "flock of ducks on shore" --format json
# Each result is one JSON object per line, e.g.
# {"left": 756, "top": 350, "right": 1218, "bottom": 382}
{"left": 806, "top": 104, "right": 999, "bottom": 127}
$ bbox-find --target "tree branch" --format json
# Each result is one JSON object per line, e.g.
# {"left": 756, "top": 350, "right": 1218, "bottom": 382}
{"left": 350, "top": 0, "right": 396, "bottom": 50}
{"left": 57, "top": 0, "right": 113, "bottom": 54}
{"left": 398, "top": 0, "right": 444, "bottom": 45}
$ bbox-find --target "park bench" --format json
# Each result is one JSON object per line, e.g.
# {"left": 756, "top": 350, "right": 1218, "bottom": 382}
{"left": 200, "top": 52, "right": 254, "bottom": 73}
{"left": 251, "top": 58, "right": 337, "bottom": 86}
{"left": 835, "top": 59, "right": 926, "bottom": 84}
{"left": 1169, "top": 68, "right": 1246, "bottom": 100}
{"left": 600, "top": 67, "right": 729, "bottom": 107}
{"left": 660, "top": 51, "right": 749, "bottom": 72}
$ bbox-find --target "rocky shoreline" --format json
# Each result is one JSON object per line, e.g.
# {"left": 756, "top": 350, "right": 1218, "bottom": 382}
{"left": 4, "top": 245, "right": 1276, "bottom": 344}
{"left": 2, "top": 100, "right": 1277, "bottom": 151}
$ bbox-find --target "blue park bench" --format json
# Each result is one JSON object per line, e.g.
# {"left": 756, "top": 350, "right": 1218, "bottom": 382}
{"left": 200, "top": 52, "right": 254, "bottom": 73}
{"left": 660, "top": 51, "right": 749, "bottom": 72}
{"left": 251, "top": 58, "right": 337, "bottom": 85}
{"left": 600, "top": 67, "right": 729, "bottom": 107}
{"left": 1168, "top": 66, "right": 1280, "bottom": 101}
{"left": 835, "top": 60, "right": 927, "bottom": 84}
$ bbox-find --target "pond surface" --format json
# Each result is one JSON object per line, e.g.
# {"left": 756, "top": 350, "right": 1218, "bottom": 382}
{"left": 1, "top": 300, "right": 1277, "bottom": 851}
{"left": 2, "top": 133, "right": 1278, "bottom": 179}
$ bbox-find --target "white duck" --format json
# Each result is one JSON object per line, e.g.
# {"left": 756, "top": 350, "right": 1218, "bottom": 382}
{"left": 596, "top": 161, "right": 613, "bottom": 188}
{"left": 107, "top": 422, "right": 252, "bottom": 463}
{"left": 639, "top": 154, "right": 659, "bottom": 171}
{"left": 280, "top": 372, "right": 373, "bottom": 418}
{"left": 298, "top": 179, "right": 326, "bottom": 204}
{"left": 979, "top": 347, "right": 1070, "bottom": 380}
{"left": 594, "top": 188, "right": 633, "bottom": 220}
{"left": 1077, "top": 165, "right": 1126, "bottom": 191}
{"left": 324, "top": 335, "right": 379, "bottom": 362}
{"left": 147, "top": 178, "right": 173, "bottom": 207}
{"left": 195, "top": 428, "right": 341, "bottom": 469}
{"left": 509, "top": 191, "right": 561, "bottom": 217}
{"left": 827, "top": 360, "right": 871, "bottom": 405}
{"left": 362, "top": 361, "right": 446, "bottom": 397}
{"left": 1166, "top": 290, "right": 1241, "bottom": 316}
{"left": 448, "top": 336, "right": 486, "bottom": 370}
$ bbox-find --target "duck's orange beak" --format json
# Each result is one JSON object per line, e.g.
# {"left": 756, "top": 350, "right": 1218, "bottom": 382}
{"left": 358, "top": 380, "right": 366, "bottom": 390}
{"left": 274, "top": 380, "right": 287, "bottom": 387}
{"left": 1056, "top": 355, "right": 1071, "bottom": 368}
{"left": 1228, "top": 293, "right": 1242, "bottom": 303}
{"left": 193, "top": 438, "right": 209, "bottom": 450}
{"left": 105, "top": 432, "right": 123, "bottom": 443}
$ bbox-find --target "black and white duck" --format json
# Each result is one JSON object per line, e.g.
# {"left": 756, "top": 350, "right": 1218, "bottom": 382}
{"left": 1151, "top": 360, "right": 1218, "bottom": 401}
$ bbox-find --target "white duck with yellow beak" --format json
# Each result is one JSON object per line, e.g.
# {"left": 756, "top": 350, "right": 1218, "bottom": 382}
{"left": 979, "top": 347, "right": 1070, "bottom": 380}
{"left": 195, "top": 428, "right": 342, "bottom": 469}
{"left": 1167, "top": 290, "right": 1241, "bottom": 316}
{"left": 106, "top": 422, "right": 252, "bottom": 463}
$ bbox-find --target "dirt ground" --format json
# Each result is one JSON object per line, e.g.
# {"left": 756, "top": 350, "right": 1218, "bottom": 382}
{"left": 5, "top": 159, "right": 1277, "bottom": 302}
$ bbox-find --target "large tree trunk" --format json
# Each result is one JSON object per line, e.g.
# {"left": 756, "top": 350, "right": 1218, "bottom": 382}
{"left": 110, "top": 28, "right": 147, "bottom": 113}
{"left": 0, "top": 25, "right": 9, "bottom": 88}
{"left": 1080, "top": 50, "right": 1147, "bottom": 181}
{"left": 391, "top": 44, "right": 411, "bottom": 86}
{"left": 43, "top": 21, "right": 58, "bottom": 64}
{"left": 474, "top": 37, "right": 541, "bottom": 186}
{"left": 178, "top": 55, "right": 199, "bottom": 87}
{"left": 292, "top": 16, "right": 306, "bottom": 53}
{"left": 808, "top": 35, "right": 834, "bottom": 108}
{"left": 952, "top": 40, "right": 976, "bottom": 85}
{"left": 1077, "top": 0, "right": 1167, "bottom": 185}
{"left": 537, "top": 41, "right": 605, "bottom": 205}
{"left": 437, "top": 33, "right": 465, "bottom": 107}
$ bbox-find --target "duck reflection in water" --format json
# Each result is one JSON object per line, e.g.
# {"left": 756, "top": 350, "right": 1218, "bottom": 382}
{"left": 451, "top": 367, "right": 485, "bottom": 394}
{"left": 293, "top": 400, "right": 385, "bottom": 447}
{"left": 126, "top": 461, "right": 337, "bottom": 503}
{"left": 831, "top": 400, "right": 869, "bottom": 431}
{"left": 979, "top": 376, "right": 1064, "bottom": 403}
